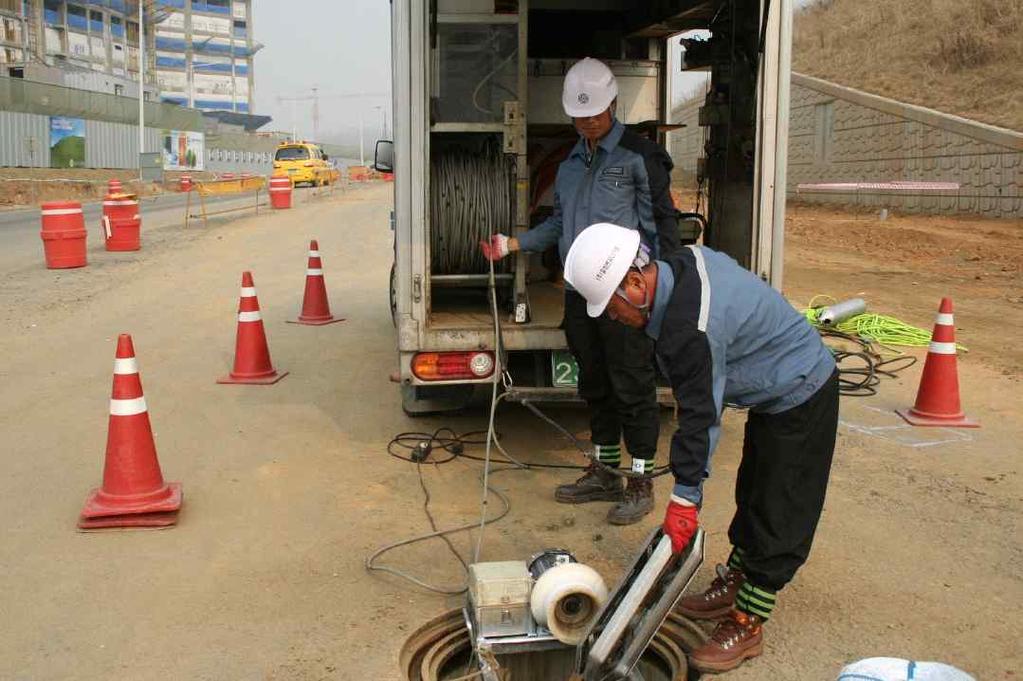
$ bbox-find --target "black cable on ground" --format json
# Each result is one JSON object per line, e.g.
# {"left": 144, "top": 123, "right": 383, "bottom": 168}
{"left": 818, "top": 329, "right": 917, "bottom": 397}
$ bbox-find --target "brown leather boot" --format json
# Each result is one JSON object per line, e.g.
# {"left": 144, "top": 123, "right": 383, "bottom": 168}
{"left": 676, "top": 564, "right": 746, "bottom": 620}
{"left": 688, "top": 608, "right": 764, "bottom": 674}
{"left": 606, "top": 477, "right": 654, "bottom": 525}
{"left": 554, "top": 462, "right": 624, "bottom": 504}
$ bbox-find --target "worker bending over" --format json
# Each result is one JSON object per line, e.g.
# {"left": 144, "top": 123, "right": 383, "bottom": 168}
{"left": 563, "top": 223, "right": 839, "bottom": 674}
{"left": 481, "top": 57, "right": 680, "bottom": 525}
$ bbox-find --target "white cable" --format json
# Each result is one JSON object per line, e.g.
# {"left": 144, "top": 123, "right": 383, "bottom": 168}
{"left": 471, "top": 48, "right": 518, "bottom": 116}
{"left": 472, "top": 222, "right": 504, "bottom": 564}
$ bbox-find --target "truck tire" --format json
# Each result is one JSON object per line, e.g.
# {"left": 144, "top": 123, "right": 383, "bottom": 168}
{"left": 389, "top": 262, "right": 397, "bottom": 326}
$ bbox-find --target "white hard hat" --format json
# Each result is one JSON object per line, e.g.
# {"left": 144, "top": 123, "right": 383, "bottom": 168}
{"left": 562, "top": 58, "right": 618, "bottom": 118}
{"left": 564, "top": 223, "right": 642, "bottom": 318}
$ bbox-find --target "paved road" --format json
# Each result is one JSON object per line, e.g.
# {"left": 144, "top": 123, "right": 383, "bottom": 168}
{"left": 0, "top": 188, "right": 315, "bottom": 276}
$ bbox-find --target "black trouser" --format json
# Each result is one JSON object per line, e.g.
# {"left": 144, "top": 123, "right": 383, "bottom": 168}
{"left": 727, "top": 370, "right": 840, "bottom": 591}
{"left": 562, "top": 290, "right": 659, "bottom": 461}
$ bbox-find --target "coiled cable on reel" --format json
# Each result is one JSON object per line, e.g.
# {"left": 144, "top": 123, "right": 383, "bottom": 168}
{"left": 430, "top": 143, "right": 513, "bottom": 275}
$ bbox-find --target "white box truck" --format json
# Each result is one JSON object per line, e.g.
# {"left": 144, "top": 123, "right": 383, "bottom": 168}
{"left": 377, "top": 0, "right": 792, "bottom": 415}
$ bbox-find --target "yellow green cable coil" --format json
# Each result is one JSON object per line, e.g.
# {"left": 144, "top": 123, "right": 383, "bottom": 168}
{"left": 803, "top": 295, "right": 967, "bottom": 352}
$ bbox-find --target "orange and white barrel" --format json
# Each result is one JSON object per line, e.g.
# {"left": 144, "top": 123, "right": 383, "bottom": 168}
{"left": 269, "top": 176, "right": 293, "bottom": 209}
{"left": 102, "top": 194, "right": 141, "bottom": 252}
{"left": 40, "top": 201, "right": 87, "bottom": 268}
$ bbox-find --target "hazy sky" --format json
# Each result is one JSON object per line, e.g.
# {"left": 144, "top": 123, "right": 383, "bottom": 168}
{"left": 252, "top": 1, "right": 392, "bottom": 146}
{"left": 250, "top": 3, "right": 773, "bottom": 144}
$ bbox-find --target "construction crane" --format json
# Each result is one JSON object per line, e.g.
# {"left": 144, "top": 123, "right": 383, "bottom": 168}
{"left": 276, "top": 90, "right": 389, "bottom": 160}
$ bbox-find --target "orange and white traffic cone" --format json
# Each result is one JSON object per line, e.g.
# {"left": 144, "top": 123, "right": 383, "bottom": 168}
{"left": 217, "top": 271, "right": 288, "bottom": 385}
{"left": 78, "top": 334, "right": 182, "bottom": 529}
{"left": 896, "top": 298, "right": 978, "bottom": 428}
{"left": 288, "top": 239, "right": 345, "bottom": 325}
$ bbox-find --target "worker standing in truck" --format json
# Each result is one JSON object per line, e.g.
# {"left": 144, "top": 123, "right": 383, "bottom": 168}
{"left": 562, "top": 223, "right": 839, "bottom": 674}
{"left": 481, "top": 58, "right": 681, "bottom": 526}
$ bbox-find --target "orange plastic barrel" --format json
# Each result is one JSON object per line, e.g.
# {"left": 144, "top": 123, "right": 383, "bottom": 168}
{"left": 269, "top": 176, "right": 293, "bottom": 209}
{"left": 102, "top": 194, "right": 141, "bottom": 251}
{"left": 105, "top": 216, "right": 141, "bottom": 251}
{"left": 107, "top": 179, "right": 123, "bottom": 194}
{"left": 179, "top": 174, "right": 192, "bottom": 192}
{"left": 40, "top": 201, "right": 87, "bottom": 269}
{"left": 221, "top": 172, "right": 235, "bottom": 180}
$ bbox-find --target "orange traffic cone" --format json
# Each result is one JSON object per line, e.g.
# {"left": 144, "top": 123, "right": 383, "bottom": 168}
{"left": 896, "top": 298, "right": 978, "bottom": 428}
{"left": 288, "top": 239, "right": 345, "bottom": 325}
{"left": 218, "top": 271, "right": 288, "bottom": 385}
{"left": 78, "top": 334, "right": 182, "bottom": 529}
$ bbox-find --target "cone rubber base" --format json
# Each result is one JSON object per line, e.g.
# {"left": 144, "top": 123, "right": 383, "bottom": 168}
{"left": 217, "top": 370, "right": 289, "bottom": 385}
{"left": 896, "top": 408, "right": 979, "bottom": 428}
{"left": 80, "top": 481, "right": 182, "bottom": 519}
{"left": 78, "top": 510, "right": 180, "bottom": 530}
{"left": 287, "top": 316, "right": 346, "bottom": 326}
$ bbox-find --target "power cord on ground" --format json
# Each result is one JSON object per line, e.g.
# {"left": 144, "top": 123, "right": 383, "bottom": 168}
{"left": 803, "top": 296, "right": 921, "bottom": 397}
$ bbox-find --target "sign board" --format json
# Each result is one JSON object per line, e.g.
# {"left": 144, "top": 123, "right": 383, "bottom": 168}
{"left": 49, "top": 116, "right": 86, "bottom": 168}
{"left": 162, "top": 130, "right": 205, "bottom": 171}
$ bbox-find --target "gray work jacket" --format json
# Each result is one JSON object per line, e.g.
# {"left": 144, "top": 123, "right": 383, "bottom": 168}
{"left": 516, "top": 119, "right": 679, "bottom": 263}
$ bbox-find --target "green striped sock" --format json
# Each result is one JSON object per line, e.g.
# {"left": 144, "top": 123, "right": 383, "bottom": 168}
{"left": 630, "top": 458, "right": 654, "bottom": 474}
{"left": 595, "top": 444, "right": 621, "bottom": 467}
{"left": 727, "top": 547, "right": 744, "bottom": 571}
{"left": 734, "top": 581, "right": 776, "bottom": 621}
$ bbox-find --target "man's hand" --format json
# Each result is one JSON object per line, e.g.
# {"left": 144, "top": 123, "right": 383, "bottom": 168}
{"left": 663, "top": 497, "right": 699, "bottom": 554}
{"left": 480, "top": 234, "right": 511, "bottom": 261}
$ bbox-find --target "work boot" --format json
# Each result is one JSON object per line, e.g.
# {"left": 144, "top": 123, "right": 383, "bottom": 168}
{"left": 606, "top": 477, "right": 654, "bottom": 525}
{"left": 554, "top": 462, "right": 624, "bottom": 504}
{"left": 688, "top": 608, "right": 764, "bottom": 674}
{"left": 676, "top": 564, "right": 746, "bottom": 620}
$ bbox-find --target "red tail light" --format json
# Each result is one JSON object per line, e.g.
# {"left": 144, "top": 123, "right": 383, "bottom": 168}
{"left": 411, "top": 352, "right": 495, "bottom": 381}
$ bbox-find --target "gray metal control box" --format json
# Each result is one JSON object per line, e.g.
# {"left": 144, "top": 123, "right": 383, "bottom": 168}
{"left": 467, "top": 560, "right": 533, "bottom": 638}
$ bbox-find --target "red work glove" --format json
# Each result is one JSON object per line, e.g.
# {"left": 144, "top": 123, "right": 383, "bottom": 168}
{"left": 480, "top": 234, "right": 510, "bottom": 261}
{"left": 663, "top": 498, "right": 699, "bottom": 554}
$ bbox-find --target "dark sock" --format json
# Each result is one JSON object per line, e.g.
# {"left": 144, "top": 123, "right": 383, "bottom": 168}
{"left": 727, "top": 547, "right": 744, "bottom": 571}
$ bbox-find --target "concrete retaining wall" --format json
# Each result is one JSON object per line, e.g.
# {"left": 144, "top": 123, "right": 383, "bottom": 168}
{"left": 669, "top": 73, "right": 1023, "bottom": 218}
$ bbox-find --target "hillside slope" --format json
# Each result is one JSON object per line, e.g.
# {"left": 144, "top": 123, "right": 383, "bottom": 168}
{"left": 793, "top": 0, "right": 1023, "bottom": 132}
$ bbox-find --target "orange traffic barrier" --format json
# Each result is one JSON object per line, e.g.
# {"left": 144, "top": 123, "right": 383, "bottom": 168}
{"left": 897, "top": 298, "right": 978, "bottom": 428}
{"left": 40, "top": 201, "right": 87, "bottom": 269}
{"left": 218, "top": 271, "right": 288, "bottom": 385}
{"left": 288, "top": 239, "right": 345, "bottom": 325}
{"left": 348, "top": 165, "right": 370, "bottom": 182}
{"left": 78, "top": 334, "right": 182, "bottom": 529}
{"left": 185, "top": 175, "right": 267, "bottom": 228}
{"left": 269, "top": 176, "right": 293, "bottom": 209}
{"left": 101, "top": 193, "right": 141, "bottom": 252}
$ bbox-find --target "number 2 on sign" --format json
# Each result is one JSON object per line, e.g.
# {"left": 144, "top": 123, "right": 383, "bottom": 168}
{"left": 555, "top": 361, "right": 574, "bottom": 385}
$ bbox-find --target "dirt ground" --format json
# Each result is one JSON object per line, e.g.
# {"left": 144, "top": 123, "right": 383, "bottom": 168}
{"left": 0, "top": 184, "right": 1020, "bottom": 680}
{"left": 0, "top": 167, "right": 221, "bottom": 208}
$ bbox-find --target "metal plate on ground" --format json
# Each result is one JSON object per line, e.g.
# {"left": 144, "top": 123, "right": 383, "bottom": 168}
{"left": 576, "top": 528, "right": 705, "bottom": 681}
